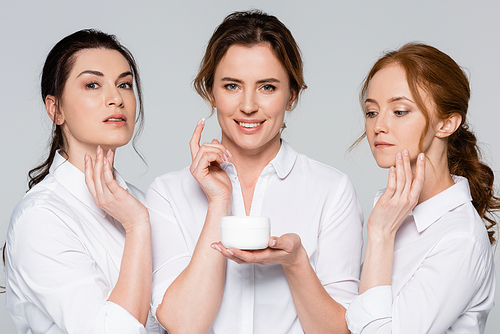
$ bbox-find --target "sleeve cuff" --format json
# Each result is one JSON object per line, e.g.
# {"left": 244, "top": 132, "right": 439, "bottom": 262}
{"left": 346, "top": 285, "right": 392, "bottom": 333}
{"left": 106, "top": 301, "right": 147, "bottom": 334}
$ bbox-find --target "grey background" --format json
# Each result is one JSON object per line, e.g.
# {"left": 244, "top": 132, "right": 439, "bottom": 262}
{"left": 1, "top": 0, "right": 499, "bottom": 332}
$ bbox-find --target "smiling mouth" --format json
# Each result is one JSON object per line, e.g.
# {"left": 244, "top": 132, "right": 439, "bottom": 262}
{"left": 236, "top": 120, "right": 264, "bottom": 128}
{"left": 105, "top": 118, "right": 125, "bottom": 122}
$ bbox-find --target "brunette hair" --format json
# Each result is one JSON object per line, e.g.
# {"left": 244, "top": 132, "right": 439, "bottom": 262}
{"left": 29, "top": 29, "right": 144, "bottom": 189}
{"left": 358, "top": 42, "right": 499, "bottom": 244}
{"left": 193, "top": 9, "right": 307, "bottom": 112}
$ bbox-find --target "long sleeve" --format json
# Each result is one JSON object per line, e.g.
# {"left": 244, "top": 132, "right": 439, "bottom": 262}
{"left": 5, "top": 207, "right": 147, "bottom": 334}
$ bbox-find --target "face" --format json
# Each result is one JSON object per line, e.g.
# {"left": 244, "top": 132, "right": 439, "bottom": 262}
{"left": 365, "top": 64, "right": 436, "bottom": 168}
{"left": 212, "top": 44, "right": 294, "bottom": 154}
{"left": 56, "top": 48, "right": 136, "bottom": 155}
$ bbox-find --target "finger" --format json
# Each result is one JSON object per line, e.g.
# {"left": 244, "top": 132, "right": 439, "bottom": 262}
{"left": 103, "top": 152, "right": 119, "bottom": 195}
{"left": 381, "top": 166, "right": 397, "bottom": 199}
{"left": 395, "top": 151, "right": 406, "bottom": 193}
{"left": 211, "top": 242, "right": 247, "bottom": 264}
{"left": 268, "top": 234, "right": 298, "bottom": 253}
{"left": 411, "top": 153, "right": 426, "bottom": 199}
{"left": 84, "top": 154, "right": 97, "bottom": 198}
{"left": 93, "top": 146, "right": 107, "bottom": 199}
{"left": 190, "top": 118, "right": 205, "bottom": 161}
{"left": 402, "top": 149, "right": 413, "bottom": 194}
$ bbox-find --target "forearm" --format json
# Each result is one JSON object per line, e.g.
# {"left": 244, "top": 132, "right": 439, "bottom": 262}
{"left": 359, "top": 229, "right": 394, "bottom": 294}
{"left": 283, "top": 248, "right": 349, "bottom": 334}
{"left": 108, "top": 222, "right": 152, "bottom": 327}
{"left": 157, "top": 201, "right": 230, "bottom": 333}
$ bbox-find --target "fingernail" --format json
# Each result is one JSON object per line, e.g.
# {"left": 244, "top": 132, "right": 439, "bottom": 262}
{"left": 390, "top": 166, "right": 396, "bottom": 172}
{"left": 211, "top": 244, "right": 222, "bottom": 252}
{"left": 198, "top": 118, "right": 205, "bottom": 126}
{"left": 84, "top": 153, "right": 88, "bottom": 163}
{"left": 226, "top": 150, "right": 232, "bottom": 157}
{"left": 103, "top": 158, "right": 107, "bottom": 165}
{"left": 223, "top": 154, "right": 228, "bottom": 161}
{"left": 226, "top": 249, "right": 234, "bottom": 256}
{"left": 403, "top": 149, "right": 409, "bottom": 156}
{"left": 397, "top": 152, "right": 402, "bottom": 159}
{"left": 97, "top": 146, "right": 101, "bottom": 155}
{"left": 270, "top": 239, "right": 277, "bottom": 247}
{"left": 419, "top": 153, "right": 425, "bottom": 161}
{"left": 107, "top": 149, "right": 112, "bottom": 157}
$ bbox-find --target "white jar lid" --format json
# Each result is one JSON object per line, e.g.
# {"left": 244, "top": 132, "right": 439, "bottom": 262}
{"left": 220, "top": 216, "right": 270, "bottom": 229}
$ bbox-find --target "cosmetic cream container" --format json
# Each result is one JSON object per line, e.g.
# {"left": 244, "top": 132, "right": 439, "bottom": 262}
{"left": 220, "top": 216, "right": 271, "bottom": 250}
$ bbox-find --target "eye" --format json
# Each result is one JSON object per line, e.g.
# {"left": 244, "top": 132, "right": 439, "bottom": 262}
{"left": 261, "top": 84, "right": 276, "bottom": 92}
{"left": 394, "top": 109, "right": 410, "bottom": 116}
{"left": 224, "top": 83, "right": 238, "bottom": 91}
{"left": 118, "top": 81, "right": 133, "bottom": 89}
{"left": 86, "top": 82, "right": 99, "bottom": 89}
{"left": 365, "top": 110, "right": 377, "bottom": 118}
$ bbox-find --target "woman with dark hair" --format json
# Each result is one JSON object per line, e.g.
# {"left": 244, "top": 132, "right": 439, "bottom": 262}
{"left": 4, "top": 29, "right": 160, "bottom": 333}
{"left": 345, "top": 43, "right": 498, "bottom": 333}
{"left": 148, "top": 10, "right": 363, "bottom": 333}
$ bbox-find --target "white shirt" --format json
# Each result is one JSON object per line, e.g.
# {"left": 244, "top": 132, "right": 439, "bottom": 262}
{"left": 346, "top": 176, "right": 495, "bottom": 333}
{"left": 147, "top": 140, "right": 364, "bottom": 333}
{"left": 5, "top": 152, "right": 161, "bottom": 334}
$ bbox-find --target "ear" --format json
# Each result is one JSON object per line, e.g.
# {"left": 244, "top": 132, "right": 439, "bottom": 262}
{"left": 435, "top": 114, "right": 462, "bottom": 138}
{"left": 45, "top": 95, "right": 64, "bottom": 125}
{"left": 286, "top": 90, "right": 297, "bottom": 111}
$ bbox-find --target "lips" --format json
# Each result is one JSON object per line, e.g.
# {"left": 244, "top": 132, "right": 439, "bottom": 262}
{"left": 103, "top": 114, "right": 127, "bottom": 123}
{"left": 374, "top": 141, "right": 394, "bottom": 148}
{"left": 234, "top": 119, "right": 265, "bottom": 128}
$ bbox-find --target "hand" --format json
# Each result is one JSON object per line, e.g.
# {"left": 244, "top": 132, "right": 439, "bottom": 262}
{"left": 189, "top": 118, "right": 232, "bottom": 203}
{"left": 367, "top": 149, "right": 425, "bottom": 238}
{"left": 84, "top": 146, "right": 149, "bottom": 233}
{"left": 211, "top": 233, "right": 306, "bottom": 268}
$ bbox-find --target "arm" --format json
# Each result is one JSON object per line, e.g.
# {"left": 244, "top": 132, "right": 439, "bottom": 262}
{"left": 154, "top": 119, "right": 232, "bottom": 333}
{"left": 212, "top": 175, "right": 364, "bottom": 333}
{"left": 84, "top": 146, "right": 151, "bottom": 327}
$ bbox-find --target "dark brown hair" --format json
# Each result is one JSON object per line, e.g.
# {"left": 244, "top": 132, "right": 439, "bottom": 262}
{"left": 30, "top": 28, "right": 144, "bottom": 189}
{"left": 358, "top": 42, "right": 499, "bottom": 244}
{"left": 193, "top": 9, "right": 307, "bottom": 112}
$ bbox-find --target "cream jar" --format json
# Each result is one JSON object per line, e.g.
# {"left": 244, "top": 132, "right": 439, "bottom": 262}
{"left": 220, "top": 216, "right": 271, "bottom": 250}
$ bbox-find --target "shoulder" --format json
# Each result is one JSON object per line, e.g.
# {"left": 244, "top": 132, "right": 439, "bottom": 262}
{"left": 293, "top": 152, "right": 352, "bottom": 189}
{"left": 147, "top": 167, "right": 194, "bottom": 193}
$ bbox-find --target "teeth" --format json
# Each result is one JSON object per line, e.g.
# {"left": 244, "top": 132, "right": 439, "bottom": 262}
{"left": 238, "top": 121, "right": 262, "bottom": 128}
{"left": 106, "top": 118, "right": 124, "bottom": 122}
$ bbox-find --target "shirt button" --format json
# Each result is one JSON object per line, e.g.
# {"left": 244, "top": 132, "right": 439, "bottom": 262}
{"left": 149, "top": 315, "right": 156, "bottom": 323}
{"left": 267, "top": 167, "right": 273, "bottom": 173}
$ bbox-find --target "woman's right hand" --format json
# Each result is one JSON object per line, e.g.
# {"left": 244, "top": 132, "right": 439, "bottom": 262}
{"left": 84, "top": 146, "right": 150, "bottom": 233}
{"left": 189, "top": 118, "right": 232, "bottom": 203}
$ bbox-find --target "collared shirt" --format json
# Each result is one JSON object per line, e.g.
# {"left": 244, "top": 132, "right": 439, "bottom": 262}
{"left": 5, "top": 152, "right": 161, "bottom": 334}
{"left": 346, "top": 176, "right": 495, "bottom": 333}
{"left": 147, "top": 140, "right": 364, "bottom": 333}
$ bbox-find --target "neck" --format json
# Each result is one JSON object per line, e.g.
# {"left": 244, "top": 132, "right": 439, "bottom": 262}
{"left": 63, "top": 145, "right": 116, "bottom": 174}
{"left": 222, "top": 134, "right": 281, "bottom": 181}
{"left": 415, "top": 147, "right": 454, "bottom": 205}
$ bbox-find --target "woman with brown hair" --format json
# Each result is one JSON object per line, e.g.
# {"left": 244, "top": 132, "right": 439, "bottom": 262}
{"left": 4, "top": 29, "right": 160, "bottom": 333}
{"left": 148, "top": 10, "right": 363, "bottom": 333}
{"left": 345, "top": 43, "right": 498, "bottom": 333}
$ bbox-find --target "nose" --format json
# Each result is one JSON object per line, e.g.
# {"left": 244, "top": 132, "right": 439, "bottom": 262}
{"left": 106, "top": 86, "right": 124, "bottom": 108}
{"left": 240, "top": 90, "right": 258, "bottom": 114}
{"left": 373, "top": 111, "right": 389, "bottom": 134}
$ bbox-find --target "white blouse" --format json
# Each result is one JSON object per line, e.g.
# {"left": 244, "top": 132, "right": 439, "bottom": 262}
{"left": 147, "top": 140, "right": 364, "bottom": 333}
{"left": 5, "top": 152, "right": 161, "bottom": 334}
{"left": 346, "top": 176, "right": 495, "bottom": 333}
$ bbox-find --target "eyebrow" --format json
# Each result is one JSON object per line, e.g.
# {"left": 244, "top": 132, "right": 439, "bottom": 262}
{"left": 76, "top": 70, "right": 133, "bottom": 79}
{"left": 365, "top": 96, "right": 415, "bottom": 104}
{"left": 220, "top": 77, "right": 280, "bottom": 84}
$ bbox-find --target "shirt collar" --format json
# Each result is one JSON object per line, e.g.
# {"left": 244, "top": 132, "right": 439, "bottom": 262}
{"left": 221, "top": 140, "right": 298, "bottom": 179}
{"left": 49, "top": 151, "right": 130, "bottom": 218}
{"left": 412, "top": 175, "right": 471, "bottom": 232}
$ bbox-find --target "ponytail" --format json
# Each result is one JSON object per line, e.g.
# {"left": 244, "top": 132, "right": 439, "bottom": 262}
{"left": 448, "top": 124, "right": 500, "bottom": 244}
{"left": 28, "top": 124, "right": 66, "bottom": 189}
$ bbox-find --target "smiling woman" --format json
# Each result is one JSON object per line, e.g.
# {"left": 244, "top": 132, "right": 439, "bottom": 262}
{"left": 147, "top": 10, "right": 363, "bottom": 333}
{"left": 4, "top": 29, "right": 161, "bottom": 333}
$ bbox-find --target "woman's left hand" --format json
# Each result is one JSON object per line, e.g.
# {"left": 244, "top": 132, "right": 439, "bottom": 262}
{"left": 211, "top": 233, "right": 306, "bottom": 268}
